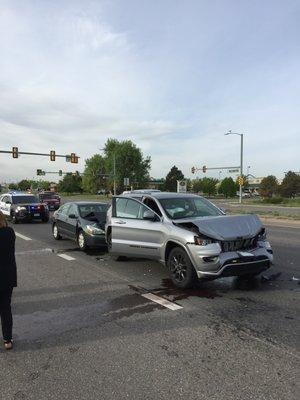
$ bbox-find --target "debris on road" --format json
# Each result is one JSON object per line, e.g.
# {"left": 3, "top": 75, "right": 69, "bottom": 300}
{"left": 261, "top": 272, "right": 282, "bottom": 283}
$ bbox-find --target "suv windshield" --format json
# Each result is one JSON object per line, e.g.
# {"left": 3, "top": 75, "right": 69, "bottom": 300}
{"left": 159, "top": 197, "right": 222, "bottom": 219}
{"left": 12, "top": 196, "right": 39, "bottom": 204}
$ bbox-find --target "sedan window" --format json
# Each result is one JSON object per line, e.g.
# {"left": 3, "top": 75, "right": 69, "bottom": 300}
{"left": 12, "top": 195, "right": 38, "bottom": 204}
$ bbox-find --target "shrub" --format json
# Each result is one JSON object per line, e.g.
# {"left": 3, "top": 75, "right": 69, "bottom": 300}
{"left": 262, "top": 197, "right": 284, "bottom": 204}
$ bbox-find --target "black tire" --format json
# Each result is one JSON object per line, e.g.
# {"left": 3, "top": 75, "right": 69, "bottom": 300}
{"left": 52, "top": 223, "right": 62, "bottom": 240}
{"left": 11, "top": 212, "right": 19, "bottom": 224}
{"left": 167, "top": 247, "right": 197, "bottom": 289}
{"left": 77, "top": 230, "right": 88, "bottom": 251}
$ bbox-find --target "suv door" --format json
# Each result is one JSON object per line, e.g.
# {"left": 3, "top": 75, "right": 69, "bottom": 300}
{"left": 110, "top": 197, "right": 164, "bottom": 259}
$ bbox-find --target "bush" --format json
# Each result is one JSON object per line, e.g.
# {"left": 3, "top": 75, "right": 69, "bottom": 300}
{"left": 262, "top": 197, "right": 284, "bottom": 204}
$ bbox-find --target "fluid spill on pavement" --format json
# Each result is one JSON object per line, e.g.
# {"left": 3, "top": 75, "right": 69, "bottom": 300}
{"left": 133, "top": 279, "right": 221, "bottom": 301}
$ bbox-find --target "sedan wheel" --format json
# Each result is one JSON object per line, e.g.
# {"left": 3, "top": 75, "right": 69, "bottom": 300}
{"left": 167, "top": 247, "right": 196, "bottom": 289}
{"left": 78, "top": 231, "right": 87, "bottom": 251}
{"left": 53, "top": 223, "right": 61, "bottom": 240}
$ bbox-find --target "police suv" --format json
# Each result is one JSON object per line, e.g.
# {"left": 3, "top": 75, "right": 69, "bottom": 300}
{"left": 0, "top": 192, "right": 49, "bottom": 223}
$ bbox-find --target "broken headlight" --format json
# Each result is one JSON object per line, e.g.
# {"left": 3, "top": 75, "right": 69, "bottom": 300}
{"left": 194, "top": 236, "right": 214, "bottom": 246}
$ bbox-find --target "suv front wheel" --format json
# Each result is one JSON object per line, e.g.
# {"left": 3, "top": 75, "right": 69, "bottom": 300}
{"left": 167, "top": 247, "right": 197, "bottom": 289}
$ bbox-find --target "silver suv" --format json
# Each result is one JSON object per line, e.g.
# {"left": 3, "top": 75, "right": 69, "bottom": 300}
{"left": 106, "top": 192, "right": 273, "bottom": 288}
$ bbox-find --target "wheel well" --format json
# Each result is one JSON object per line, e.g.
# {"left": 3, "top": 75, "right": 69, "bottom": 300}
{"left": 165, "top": 241, "right": 184, "bottom": 263}
{"left": 107, "top": 226, "right": 112, "bottom": 239}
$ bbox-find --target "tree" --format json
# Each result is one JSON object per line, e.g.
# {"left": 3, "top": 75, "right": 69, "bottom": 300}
{"left": 280, "top": 171, "right": 300, "bottom": 198}
{"left": 192, "top": 179, "right": 203, "bottom": 193}
{"left": 104, "top": 139, "right": 151, "bottom": 193}
{"left": 259, "top": 175, "right": 278, "bottom": 198}
{"left": 201, "top": 177, "right": 218, "bottom": 196}
{"left": 8, "top": 183, "right": 18, "bottom": 190}
{"left": 18, "top": 179, "right": 32, "bottom": 191}
{"left": 219, "top": 177, "right": 238, "bottom": 198}
{"left": 164, "top": 166, "right": 184, "bottom": 192}
{"left": 58, "top": 173, "right": 82, "bottom": 193}
{"left": 82, "top": 154, "right": 107, "bottom": 194}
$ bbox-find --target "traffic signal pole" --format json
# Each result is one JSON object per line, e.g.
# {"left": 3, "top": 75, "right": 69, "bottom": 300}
{"left": 0, "top": 148, "right": 79, "bottom": 162}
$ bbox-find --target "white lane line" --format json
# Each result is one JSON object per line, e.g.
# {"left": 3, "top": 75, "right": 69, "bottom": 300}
{"left": 15, "top": 232, "right": 32, "bottom": 241}
{"left": 141, "top": 293, "right": 183, "bottom": 311}
{"left": 58, "top": 253, "right": 76, "bottom": 261}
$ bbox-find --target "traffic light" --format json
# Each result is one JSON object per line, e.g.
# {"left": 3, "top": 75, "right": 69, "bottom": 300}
{"left": 12, "top": 147, "right": 18, "bottom": 158}
{"left": 191, "top": 166, "right": 196, "bottom": 174}
{"left": 59, "top": 170, "right": 63, "bottom": 176}
{"left": 202, "top": 165, "right": 207, "bottom": 173}
{"left": 238, "top": 176, "right": 244, "bottom": 186}
{"left": 50, "top": 150, "right": 56, "bottom": 161}
{"left": 70, "top": 153, "right": 78, "bottom": 163}
{"left": 37, "top": 169, "right": 42, "bottom": 176}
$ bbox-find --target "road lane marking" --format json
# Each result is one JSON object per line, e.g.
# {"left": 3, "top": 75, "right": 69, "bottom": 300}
{"left": 15, "top": 232, "right": 32, "bottom": 241}
{"left": 141, "top": 292, "right": 183, "bottom": 311}
{"left": 58, "top": 253, "right": 76, "bottom": 261}
{"left": 16, "top": 248, "right": 53, "bottom": 255}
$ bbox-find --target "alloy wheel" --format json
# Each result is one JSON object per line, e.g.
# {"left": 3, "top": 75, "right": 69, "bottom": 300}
{"left": 169, "top": 252, "right": 188, "bottom": 283}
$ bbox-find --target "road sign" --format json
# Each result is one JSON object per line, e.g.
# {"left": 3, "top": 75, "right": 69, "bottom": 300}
{"left": 177, "top": 180, "right": 187, "bottom": 193}
{"left": 228, "top": 169, "right": 239, "bottom": 173}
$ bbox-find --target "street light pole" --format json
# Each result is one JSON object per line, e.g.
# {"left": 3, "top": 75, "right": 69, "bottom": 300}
{"left": 225, "top": 130, "right": 244, "bottom": 204}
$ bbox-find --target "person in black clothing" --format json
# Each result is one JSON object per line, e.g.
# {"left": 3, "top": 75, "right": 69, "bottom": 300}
{"left": 0, "top": 211, "right": 17, "bottom": 350}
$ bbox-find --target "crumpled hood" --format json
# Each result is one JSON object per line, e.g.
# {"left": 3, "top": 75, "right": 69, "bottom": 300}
{"left": 176, "top": 214, "right": 263, "bottom": 241}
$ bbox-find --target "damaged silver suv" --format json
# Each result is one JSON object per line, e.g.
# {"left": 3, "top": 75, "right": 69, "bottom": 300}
{"left": 106, "top": 192, "right": 273, "bottom": 288}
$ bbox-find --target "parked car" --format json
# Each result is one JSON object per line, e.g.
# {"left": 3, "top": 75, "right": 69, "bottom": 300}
{"left": 106, "top": 192, "right": 273, "bottom": 288}
{"left": 52, "top": 202, "right": 109, "bottom": 250}
{"left": 0, "top": 192, "right": 49, "bottom": 223}
{"left": 38, "top": 191, "right": 61, "bottom": 210}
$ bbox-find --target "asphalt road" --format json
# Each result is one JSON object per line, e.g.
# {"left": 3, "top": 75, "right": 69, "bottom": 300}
{"left": 0, "top": 218, "right": 299, "bottom": 400}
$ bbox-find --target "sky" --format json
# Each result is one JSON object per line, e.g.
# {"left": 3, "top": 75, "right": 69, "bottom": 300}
{"left": 0, "top": 0, "right": 299, "bottom": 183}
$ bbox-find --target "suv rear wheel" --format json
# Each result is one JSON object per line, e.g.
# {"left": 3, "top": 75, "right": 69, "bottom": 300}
{"left": 167, "top": 247, "right": 197, "bottom": 289}
{"left": 11, "top": 212, "right": 18, "bottom": 224}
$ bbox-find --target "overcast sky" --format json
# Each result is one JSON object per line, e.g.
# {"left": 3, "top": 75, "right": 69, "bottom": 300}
{"left": 0, "top": 0, "right": 299, "bottom": 183}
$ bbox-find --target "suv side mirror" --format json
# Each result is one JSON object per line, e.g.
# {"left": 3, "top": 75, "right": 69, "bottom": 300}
{"left": 143, "top": 210, "right": 159, "bottom": 221}
{"left": 68, "top": 213, "right": 77, "bottom": 219}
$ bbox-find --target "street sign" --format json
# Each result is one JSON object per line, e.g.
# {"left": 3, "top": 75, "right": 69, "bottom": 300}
{"left": 124, "top": 177, "right": 130, "bottom": 186}
{"left": 228, "top": 169, "right": 239, "bottom": 173}
{"left": 177, "top": 180, "right": 187, "bottom": 193}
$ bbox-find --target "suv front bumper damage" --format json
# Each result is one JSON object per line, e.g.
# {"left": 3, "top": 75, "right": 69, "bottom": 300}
{"left": 186, "top": 242, "right": 273, "bottom": 278}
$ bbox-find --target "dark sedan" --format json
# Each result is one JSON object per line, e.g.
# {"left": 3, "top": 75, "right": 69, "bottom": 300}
{"left": 52, "top": 202, "right": 109, "bottom": 250}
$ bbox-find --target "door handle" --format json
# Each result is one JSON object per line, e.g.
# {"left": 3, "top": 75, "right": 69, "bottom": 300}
{"left": 115, "top": 220, "right": 126, "bottom": 224}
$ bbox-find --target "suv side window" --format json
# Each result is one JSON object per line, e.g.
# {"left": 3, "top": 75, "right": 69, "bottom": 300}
{"left": 143, "top": 197, "right": 162, "bottom": 216}
{"left": 116, "top": 198, "right": 153, "bottom": 220}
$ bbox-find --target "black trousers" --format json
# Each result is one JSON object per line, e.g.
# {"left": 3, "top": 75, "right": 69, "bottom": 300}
{"left": 0, "top": 288, "right": 13, "bottom": 342}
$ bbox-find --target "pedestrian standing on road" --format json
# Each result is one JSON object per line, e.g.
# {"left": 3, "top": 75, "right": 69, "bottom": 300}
{"left": 0, "top": 211, "right": 17, "bottom": 350}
